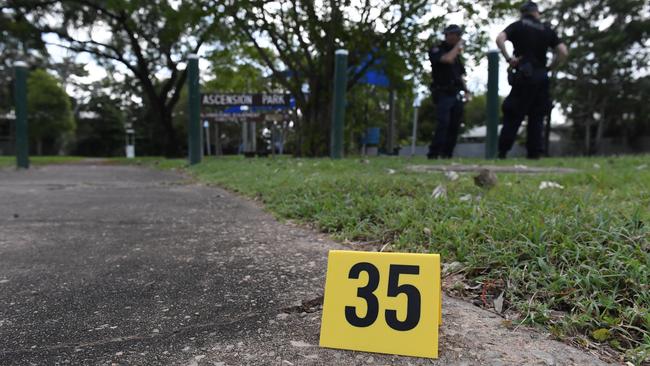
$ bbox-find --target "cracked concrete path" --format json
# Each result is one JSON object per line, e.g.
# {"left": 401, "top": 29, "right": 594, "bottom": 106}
{"left": 0, "top": 164, "right": 610, "bottom": 365}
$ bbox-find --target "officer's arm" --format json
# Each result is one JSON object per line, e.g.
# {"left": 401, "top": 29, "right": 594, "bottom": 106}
{"left": 549, "top": 43, "right": 568, "bottom": 69}
{"left": 496, "top": 32, "right": 511, "bottom": 61}
{"left": 440, "top": 41, "right": 463, "bottom": 64}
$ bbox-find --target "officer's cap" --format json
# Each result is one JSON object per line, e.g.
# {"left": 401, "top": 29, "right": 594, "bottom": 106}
{"left": 443, "top": 24, "right": 463, "bottom": 35}
{"left": 520, "top": 1, "right": 539, "bottom": 14}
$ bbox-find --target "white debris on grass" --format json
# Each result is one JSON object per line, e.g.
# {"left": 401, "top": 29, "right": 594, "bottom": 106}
{"left": 431, "top": 184, "right": 447, "bottom": 199}
{"left": 514, "top": 164, "right": 528, "bottom": 170}
{"left": 636, "top": 164, "right": 647, "bottom": 170}
{"left": 459, "top": 194, "right": 473, "bottom": 202}
{"left": 386, "top": 168, "right": 396, "bottom": 175}
{"left": 444, "top": 171, "right": 459, "bottom": 181}
{"left": 593, "top": 163, "right": 601, "bottom": 169}
{"left": 539, "top": 181, "right": 564, "bottom": 190}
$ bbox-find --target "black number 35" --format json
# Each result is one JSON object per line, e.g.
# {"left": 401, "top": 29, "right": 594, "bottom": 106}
{"left": 344, "top": 263, "right": 421, "bottom": 331}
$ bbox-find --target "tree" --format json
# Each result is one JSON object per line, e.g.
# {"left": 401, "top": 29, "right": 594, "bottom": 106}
{"left": 0, "top": 6, "right": 47, "bottom": 113}
{"left": 74, "top": 88, "right": 124, "bottom": 157}
{"left": 225, "top": 0, "right": 446, "bottom": 156}
{"left": 9, "top": 0, "right": 227, "bottom": 156}
{"left": 27, "top": 69, "right": 75, "bottom": 154}
{"left": 547, "top": 0, "right": 650, "bottom": 154}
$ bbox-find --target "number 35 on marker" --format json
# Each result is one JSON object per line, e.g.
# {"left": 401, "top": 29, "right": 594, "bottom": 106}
{"left": 319, "top": 250, "right": 441, "bottom": 359}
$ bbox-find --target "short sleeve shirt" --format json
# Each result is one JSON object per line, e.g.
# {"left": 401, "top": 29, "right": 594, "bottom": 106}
{"left": 503, "top": 15, "right": 561, "bottom": 67}
{"left": 429, "top": 41, "right": 465, "bottom": 92}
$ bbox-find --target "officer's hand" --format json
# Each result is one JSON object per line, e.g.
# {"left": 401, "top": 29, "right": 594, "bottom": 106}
{"left": 465, "top": 91, "right": 473, "bottom": 102}
{"left": 508, "top": 57, "right": 520, "bottom": 68}
{"left": 456, "top": 40, "right": 464, "bottom": 51}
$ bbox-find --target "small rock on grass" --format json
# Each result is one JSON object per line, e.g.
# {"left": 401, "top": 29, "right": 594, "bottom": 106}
{"left": 474, "top": 169, "right": 498, "bottom": 189}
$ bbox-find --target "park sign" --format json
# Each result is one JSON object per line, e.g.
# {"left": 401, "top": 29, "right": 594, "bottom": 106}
{"left": 201, "top": 93, "right": 291, "bottom": 108}
{"left": 201, "top": 112, "right": 264, "bottom": 123}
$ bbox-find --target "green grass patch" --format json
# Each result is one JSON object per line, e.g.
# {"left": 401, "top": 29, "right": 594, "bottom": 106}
{"left": 186, "top": 155, "right": 649, "bottom": 363}
{"left": 0, "top": 156, "right": 85, "bottom": 167}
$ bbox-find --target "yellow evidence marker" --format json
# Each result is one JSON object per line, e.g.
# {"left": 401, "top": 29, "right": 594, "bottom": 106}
{"left": 319, "top": 250, "right": 441, "bottom": 359}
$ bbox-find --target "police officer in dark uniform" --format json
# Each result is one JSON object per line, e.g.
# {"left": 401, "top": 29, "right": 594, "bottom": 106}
{"left": 428, "top": 24, "right": 470, "bottom": 159}
{"left": 496, "top": 1, "right": 568, "bottom": 159}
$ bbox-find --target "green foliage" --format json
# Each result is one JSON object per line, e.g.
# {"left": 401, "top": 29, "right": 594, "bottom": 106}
{"left": 74, "top": 92, "right": 124, "bottom": 157}
{"left": 547, "top": 0, "right": 650, "bottom": 154}
{"left": 8, "top": 0, "right": 229, "bottom": 156}
{"left": 187, "top": 155, "right": 650, "bottom": 363}
{"left": 27, "top": 69, "right": 74, "bottom": 154}
{"left": 0, "top": 6, "right": 48, "bottom": 112}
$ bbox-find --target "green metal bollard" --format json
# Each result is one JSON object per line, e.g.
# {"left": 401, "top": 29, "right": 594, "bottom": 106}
{"left": 330, "top": 49, "right": 348, "bottom": 159}
{"left": 187, "top": 54, "right": 201, "bottom": 165}
{"left": 14, "top": 61, "right": 29, "bottom": 169}
{"left": 486, "top": 50, "right": 499, "bottom": 159}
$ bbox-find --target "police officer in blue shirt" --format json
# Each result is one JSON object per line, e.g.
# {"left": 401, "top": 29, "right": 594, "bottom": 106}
{"left": 496, "top": 1, "right": 568, "bottom": 159}
{"left": 428, "top": 24, "right": 471, "bottom": 159}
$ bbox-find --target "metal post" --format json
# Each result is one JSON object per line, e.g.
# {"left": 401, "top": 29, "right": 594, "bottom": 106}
{"left": 14, "top": 61, "right": 29, "bottom": 169}
{"left": 486, "top": 50, "right": 499, "bottom": 159}
{"left": 187, "top": 54, "right": 201, "bottom": 165}
{"left": 330, "top": 49, "right": 348, "bottom": 159}
{"left": 411, "top": 102, "right": 419, "bottom": 157}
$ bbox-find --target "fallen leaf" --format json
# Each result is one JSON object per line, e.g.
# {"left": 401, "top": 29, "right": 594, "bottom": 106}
{"left": 431, "top": 185, "right": 447, "bottom": 199}
{"left": 493, "top": 291, "right": 505, "bottom": 313}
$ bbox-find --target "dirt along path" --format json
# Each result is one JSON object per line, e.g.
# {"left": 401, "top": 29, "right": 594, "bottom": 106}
{"left": 0, "top": 164, "right": 609, "bottom": 365}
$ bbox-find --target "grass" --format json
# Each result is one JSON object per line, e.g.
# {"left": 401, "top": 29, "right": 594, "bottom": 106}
{"left": 0, "top": 155, "right": 86, "bottom": 167}
{"left": 182, "top": 155, "right": 649, "bottom": 364}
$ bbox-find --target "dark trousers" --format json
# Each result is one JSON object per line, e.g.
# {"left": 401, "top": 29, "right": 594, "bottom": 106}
{"left": 499, "top": 71, "right": 550, "bottom": 159}
{"left": 428, "top": 94, "right": 463, "bottom": 159}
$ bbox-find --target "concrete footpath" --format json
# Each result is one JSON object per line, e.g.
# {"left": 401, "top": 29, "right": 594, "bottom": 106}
{"left": 0, "top": 164, "right": 611, "bottom": 365}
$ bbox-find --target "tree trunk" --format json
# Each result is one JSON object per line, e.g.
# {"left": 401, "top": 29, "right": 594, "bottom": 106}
{"left": 584, "top": 120, "right": 592, "bottom": 156}
{"left": 213, "top": 123, "right": 222, "bottom": 156}
{"left": 594, "top": 107, "right": 605, "bottom": 155}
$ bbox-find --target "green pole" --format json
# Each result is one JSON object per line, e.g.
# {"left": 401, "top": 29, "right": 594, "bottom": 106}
{"left": 486, "top": 50, "right": 499, "bottom": 159}
{"left": 330, "top": 49, "right": 348, "bottom": 159}
{"left": 187, "top": 54, "right": 201, "bottom": 165}
{"left": 14, "top": 61, "right": 29, "bottom": 169}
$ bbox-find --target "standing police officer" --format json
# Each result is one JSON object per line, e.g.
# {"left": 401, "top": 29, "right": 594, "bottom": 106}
{"left": 496, "top": 1, "right": 568, "bottom": 159}
{"left": 428, "top": 24, "right": 470, "bottom": 159}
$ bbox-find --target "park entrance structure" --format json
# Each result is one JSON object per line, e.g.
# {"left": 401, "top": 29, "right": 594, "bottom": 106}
{"left": 200, "top": 92, "right": 295, "bottom": 158}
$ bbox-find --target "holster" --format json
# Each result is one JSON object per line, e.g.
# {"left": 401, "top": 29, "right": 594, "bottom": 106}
{"left": 508, "top": 61, "right": 535, "bottom": 86}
